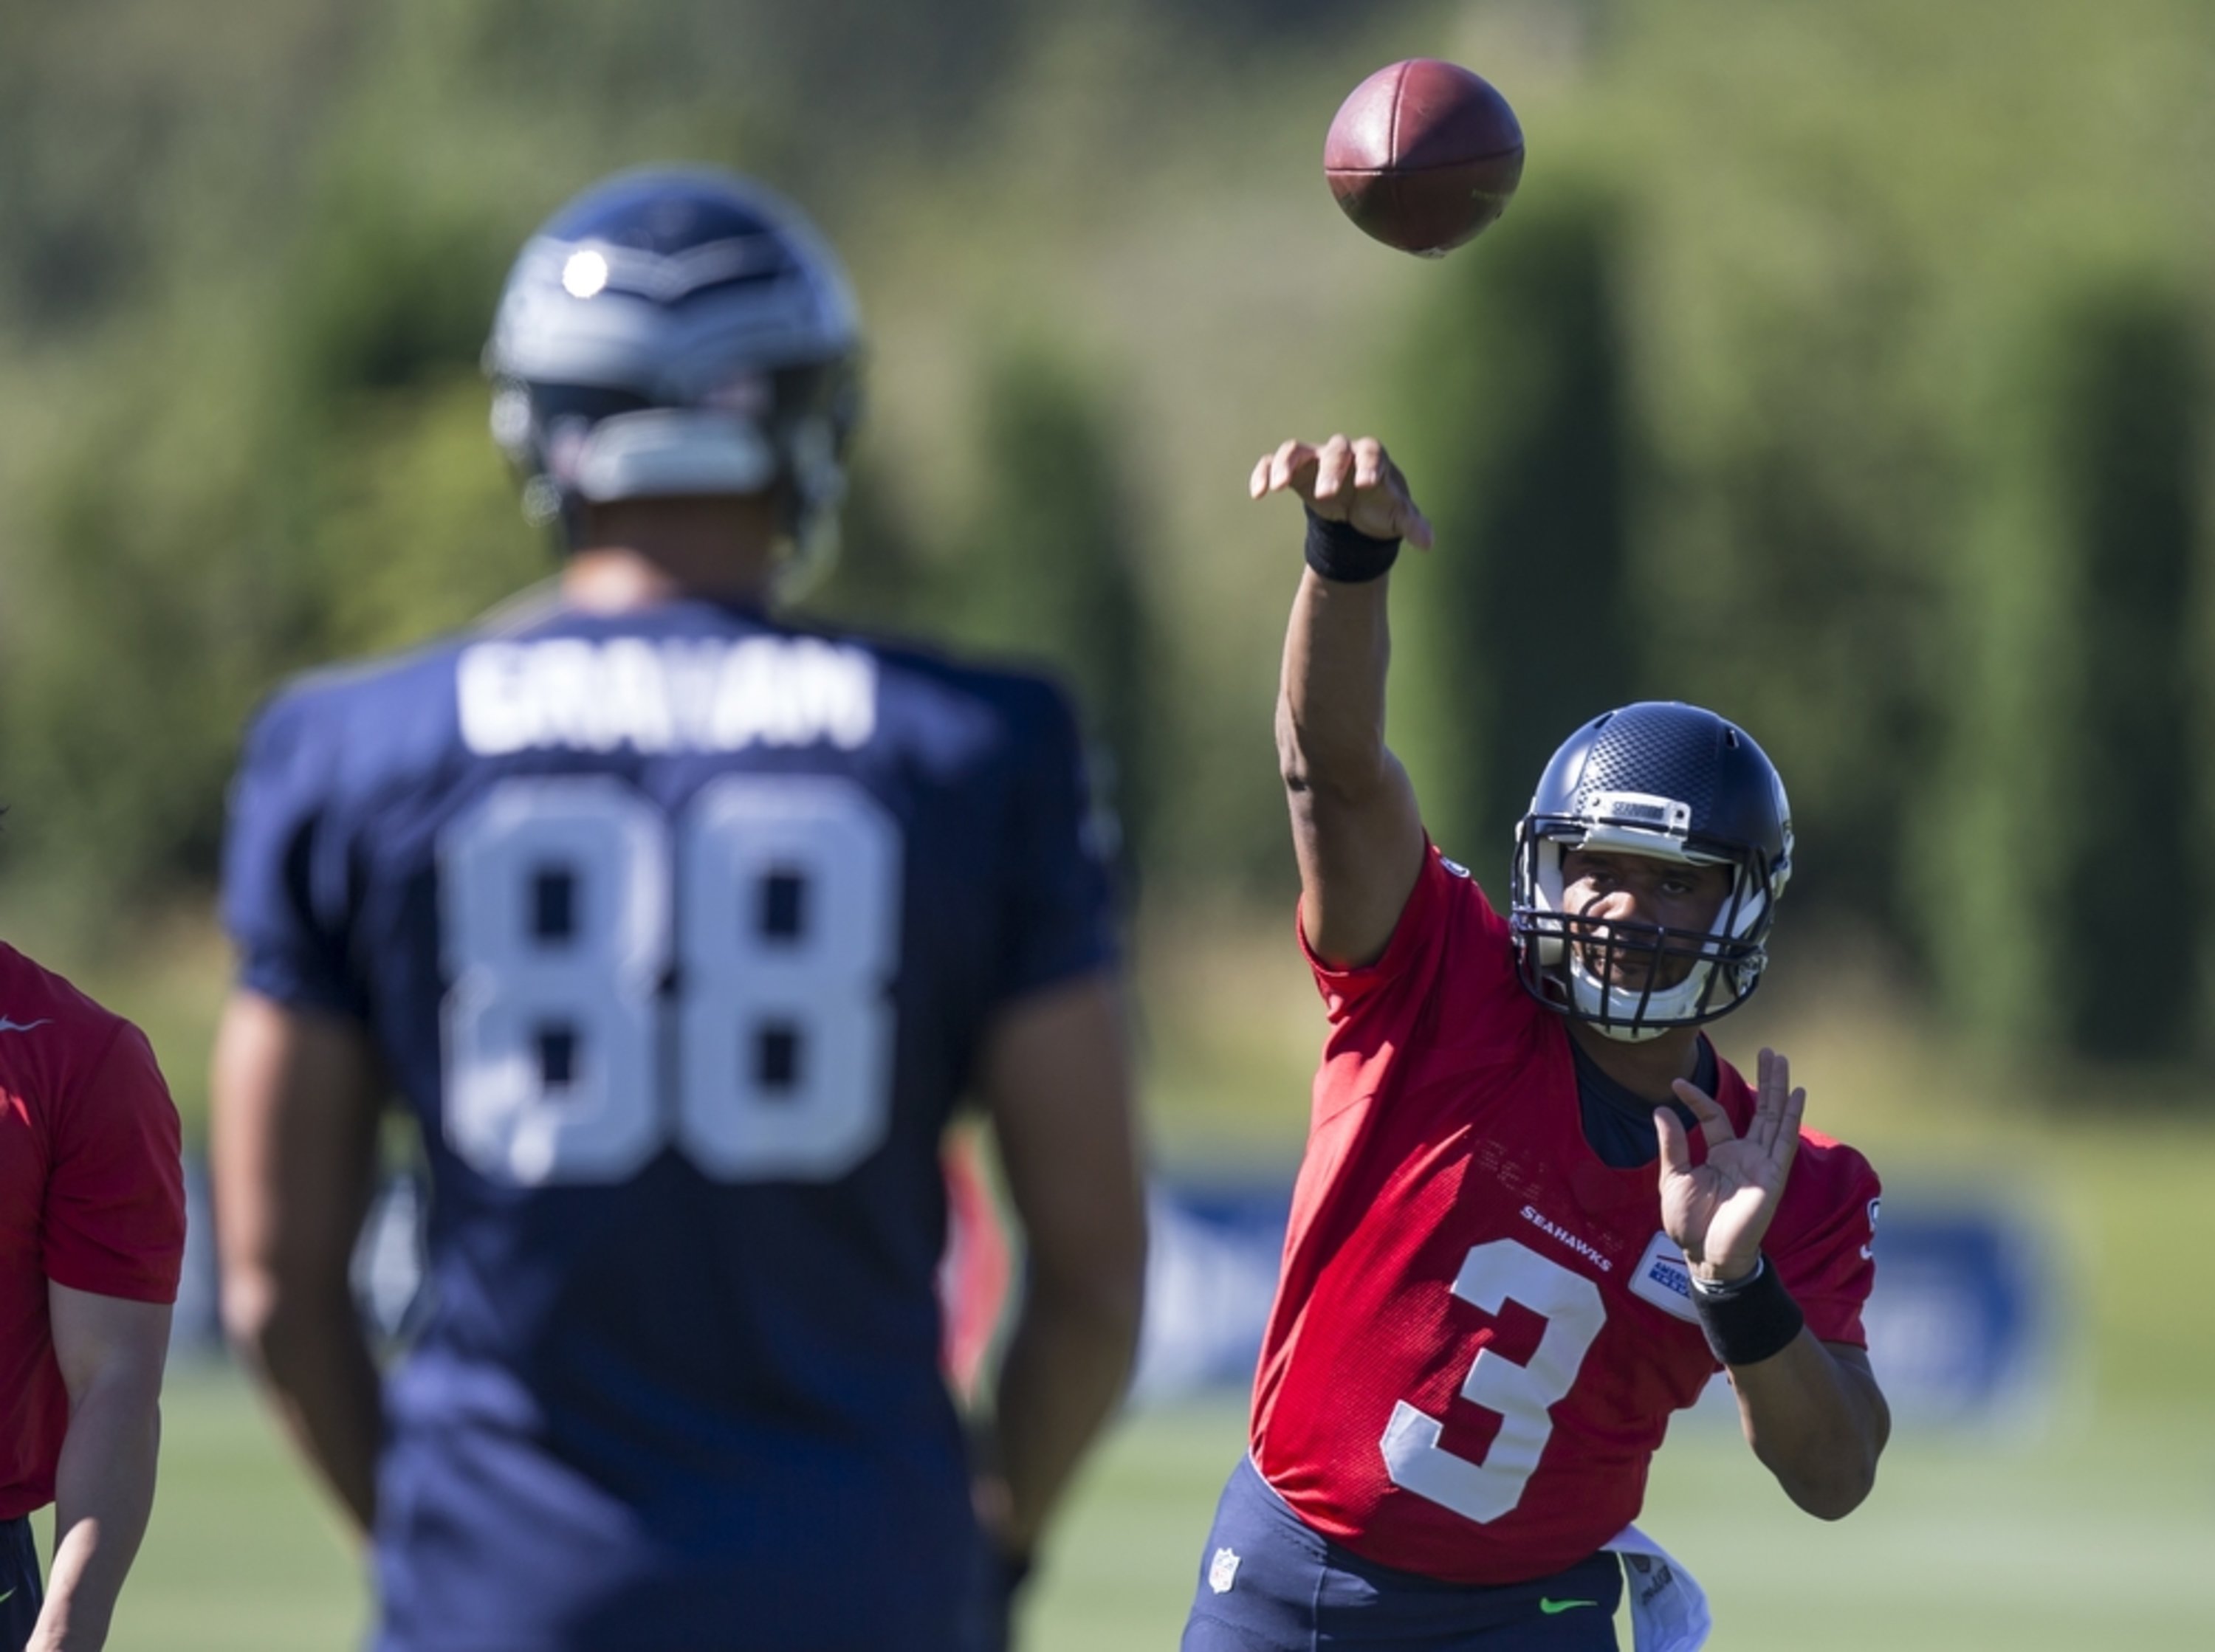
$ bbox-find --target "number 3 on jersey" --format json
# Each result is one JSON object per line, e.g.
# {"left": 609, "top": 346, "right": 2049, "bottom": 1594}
{"left": 441, "top": 774, "right": 901, "bottom": 1187}
{"left": 1381, "top": 1239, "right": 1606, "bottom": 1522}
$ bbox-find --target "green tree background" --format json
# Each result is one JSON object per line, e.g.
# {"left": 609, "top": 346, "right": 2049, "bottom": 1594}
{"left": 4, "top": 0, "right": 2215, "bottom": 1074}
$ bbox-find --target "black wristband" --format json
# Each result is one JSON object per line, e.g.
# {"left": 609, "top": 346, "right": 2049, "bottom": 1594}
{"left": 1303, "top": 506, "right": 1401, "bottom": 583}
{"left": 1688, "top": 1254, "right": 1804, "bottom": 1368}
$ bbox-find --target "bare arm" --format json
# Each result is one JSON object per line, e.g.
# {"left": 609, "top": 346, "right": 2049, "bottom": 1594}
{"left": 1256, "top": 435, "right": 1435, "bottom": 968}
{"left": 27, "top": 1287, "right": 171, "bottom": 1652}
{"left": 209, "top": 991, "right": 385, "bottom": 1538}
{"left": 1659, "top": 1048, "right": 1889, "bottom": 1518}
{"left": 1725, "top": 1336, "right": 1889, "bottom": 1518}
{"left": 978, "top": 971, "right": 1147, "bottom": 1558}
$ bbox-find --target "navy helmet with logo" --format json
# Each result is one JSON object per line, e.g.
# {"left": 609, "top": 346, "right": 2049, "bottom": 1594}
{"left": 483, "top": 165, "right": 862, "bottom": 585}
{"left": 1509, "top": 701, "right": 1793, "bottom": 1042}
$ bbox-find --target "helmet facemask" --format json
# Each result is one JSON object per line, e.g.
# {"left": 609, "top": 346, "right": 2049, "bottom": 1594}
{"left": 1511, "top": 796, "right": 1783, "bottom": 1042}
{"left": 492, "top": 357, "right": 859, "bottom": 599}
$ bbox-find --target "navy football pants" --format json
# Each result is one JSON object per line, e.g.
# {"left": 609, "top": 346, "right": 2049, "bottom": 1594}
{"left": 0, "top": 1517, "right": 41, "bottom": 1652}
{"left": 1182, "top": 1459, "right": 1622, "bottom": 1651}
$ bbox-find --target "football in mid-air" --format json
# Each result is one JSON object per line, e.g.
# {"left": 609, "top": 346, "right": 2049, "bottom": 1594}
{"left": 1324, "top": 59, "right": 1524, "bottom": 256}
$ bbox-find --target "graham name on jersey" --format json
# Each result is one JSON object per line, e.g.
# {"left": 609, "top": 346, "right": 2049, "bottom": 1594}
{"left": 459, "top": 635, "right": 878, "bottom": 756}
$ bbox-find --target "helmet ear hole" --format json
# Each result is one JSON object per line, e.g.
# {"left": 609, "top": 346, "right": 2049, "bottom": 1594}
{"left": 1530, "top": 833, "right": 1567, "bottom": 966}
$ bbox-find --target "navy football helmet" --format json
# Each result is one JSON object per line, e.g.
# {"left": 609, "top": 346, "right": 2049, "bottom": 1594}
{"left": 1509, "top": 702, "right": 1793, "bottom": 1042}
{"left": 483, "top": 166, "right": 862, "bottom": 585}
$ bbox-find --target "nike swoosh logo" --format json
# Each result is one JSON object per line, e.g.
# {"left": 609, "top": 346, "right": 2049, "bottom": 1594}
{"left": 0, "top": 1017, "right": 50, "bottom": 1034}
{"left": 1540, "top": 1598, "right": 1598, "bottom": 1614}
{"left": 0, "top": 1586, "right": 14, "bottom": 1603}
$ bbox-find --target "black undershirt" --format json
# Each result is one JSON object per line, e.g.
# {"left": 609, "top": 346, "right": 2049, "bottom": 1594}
{"left": 1571, "top": 1033, "right": 1716, "bottom": 1169}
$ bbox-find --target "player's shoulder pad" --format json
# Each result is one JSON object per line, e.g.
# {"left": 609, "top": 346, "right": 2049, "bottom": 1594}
{"left": 243, "top": 636, "right": 470, "bottom": 774}
{"left": 0, "top": 941, "right": 136, "bottom": 1045}
{"left": 825, "top": 622, "right": 1076, "bottom": 708}
{"left": 816, "top": 621, "right": 1086, "bottom": 760}
{"left": 1783, "top": 1123, "right": 1883, "bottom": 1213}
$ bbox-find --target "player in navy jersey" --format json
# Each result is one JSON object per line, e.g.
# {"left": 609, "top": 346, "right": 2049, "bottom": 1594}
{"left": 210, "top": 167, "right": 1146, "bottom": 1652}
{"left": 1180, "top": 436, "right": 1889, "bottom": 1651}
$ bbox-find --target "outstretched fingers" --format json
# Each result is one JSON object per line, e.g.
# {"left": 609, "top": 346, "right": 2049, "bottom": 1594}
{"left": 1251, "top": 435, "right": 1432, "bottom": 547}
{"left": 1671, "top": 1077, "right": 1736, "bottom": 1150}
{"left": 1745, "top": 1047, "right": 1775, "bottom": 1155}
{"left": 1750, "top": 1049, "right": 1807, "bottom": 1177}
{"left": 1312, "top": 433, "right": 1355, "bottom": 500}
{"left": 1773, "top": 1084, "right": 1807, "bottom": 1178}
{"left": 1251, "top": 438, "right": 1316, "bottom": 500}
{"left": 1370, "top": 448, "right": 1435, "bottom": 548}
{"left": 1655, "top": 1105, "right": 1693, "bottom": 1178}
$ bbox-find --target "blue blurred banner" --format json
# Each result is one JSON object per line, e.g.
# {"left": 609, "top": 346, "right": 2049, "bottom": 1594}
{"left": 176, "top": 1164, "right": 2056, "bottom": 1428}
{"left": 1853, "top": 1201, "right": 2054, "bottom": 1425}
{"left": 1129, "top": 1181, "right": 1297, "bottom": 1403}
{"left": 1131, "top": 1179, "right": 2056, "bottom": 1425}
{"left": 171, "top": 1155, "right": 221, "bottom": 1357}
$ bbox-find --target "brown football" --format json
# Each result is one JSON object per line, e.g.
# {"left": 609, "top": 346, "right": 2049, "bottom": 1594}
{"left": 1324, "top": 59, "right": 1524, "bottom": 256}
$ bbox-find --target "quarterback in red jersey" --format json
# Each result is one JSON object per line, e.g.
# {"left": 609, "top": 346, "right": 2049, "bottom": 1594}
{"left": 0, "top": 942, "right": 186, "bottom": 1652}
{"left": 1182, "top": 436, "right": 1887, "bottom": 1651}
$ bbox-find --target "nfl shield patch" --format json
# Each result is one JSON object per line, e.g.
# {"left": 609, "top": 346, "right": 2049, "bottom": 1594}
{"left": 1208, "top": 1546, "right": 1240, "bottom": 1594}
{"left": 1629, "top": 1232, "right": 1702, "bottom": 1324}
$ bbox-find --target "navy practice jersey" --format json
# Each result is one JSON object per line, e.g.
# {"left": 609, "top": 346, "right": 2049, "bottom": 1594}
{"left": 222, "top": 595, "right": 1116, "bottom": 1652}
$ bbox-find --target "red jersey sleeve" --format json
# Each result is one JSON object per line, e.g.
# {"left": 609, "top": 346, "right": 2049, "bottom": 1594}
{"left": 1298, "top": 844, "right": 1514, "bottom": 1021}
{"left": 1767, "top": 1130, "right": 1881, "bottom": 1349}
{"left": 43, "top": 1022, "right": 187, "bottom": 1304}
{"left": 1295, "top": 845, "right": 1524, "bottom": 1138}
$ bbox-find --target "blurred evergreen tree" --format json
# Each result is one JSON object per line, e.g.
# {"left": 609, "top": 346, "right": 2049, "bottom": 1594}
{"left": 1921, "top": 277, "right": 2207, "bottom": 1060}
{"left": 263, "top": 151, "right": 544, "bottom": 664}
{"left": 947, "top": 343, "right": 1158, "bottom": 883}
{"left": 795, "top": 454, "right": 938, "bottom": 636}
{"left": 5, "top": 0, "right": 2215, "bottom": 1056}
{"left": 0, "top": 351, "right": 274, "bottom": 907}
{"left": 2060, "top": 295, "right": 2205, "bottom": 1059}
{"left": 1388, "top": 185, "right": 1635, "bottom": 884}
{"left": 0, "top": 126, "right": 541, "bottom": 918}
{"left": 1630, "top": 236, "right": 1956, "bottom": 971}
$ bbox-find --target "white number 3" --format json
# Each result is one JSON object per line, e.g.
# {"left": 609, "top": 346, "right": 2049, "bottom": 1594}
{"left": 1381, "top": 1239, "right": 1606, "bottom": 1522}
{"left": 439, "top": 775, "right": 901, "bottom": 1187}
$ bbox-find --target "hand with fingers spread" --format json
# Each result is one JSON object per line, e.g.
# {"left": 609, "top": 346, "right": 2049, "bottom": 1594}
{"left": 1656, "top": 1047, "right": 1807, "bottom": 1285}
{"left": 1249, "top": 434, "right": 1435, "bottom": 549}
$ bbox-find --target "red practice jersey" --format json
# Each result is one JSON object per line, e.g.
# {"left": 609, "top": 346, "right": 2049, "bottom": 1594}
{"left": 0, "top": 943, "right": 186, "bottom": 1518}
{"left": 1249, "top": 848, "right": 1879, "bottom": 1584}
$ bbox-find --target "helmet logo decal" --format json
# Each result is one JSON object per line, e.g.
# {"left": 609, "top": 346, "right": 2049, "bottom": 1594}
{"left": 560, "top": 249, "right": 611, "bottom": 299}
{"left": 1584, "top": 791, "right": 1692, "bottom": 837}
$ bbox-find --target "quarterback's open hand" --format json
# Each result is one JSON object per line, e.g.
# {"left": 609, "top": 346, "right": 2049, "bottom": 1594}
{"left": 1250, "top": 434, "right": 1435, "bottom": 548}
{"left": 1657, "top": 1047, "right": 1805, "bottom": 1285}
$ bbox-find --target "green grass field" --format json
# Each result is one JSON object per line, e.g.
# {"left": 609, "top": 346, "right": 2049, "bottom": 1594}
{"left": 21, "top": 915, "right": 2215, "bottom": 1648}
{"left": 30, "top": 1094, "right": 2215, "bottom": 1649}
{"left": 61, "top": 1372, "right": 2215, "bottom": 1649}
